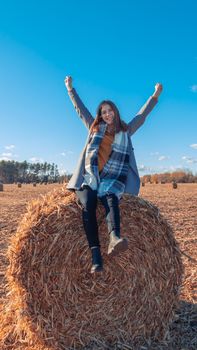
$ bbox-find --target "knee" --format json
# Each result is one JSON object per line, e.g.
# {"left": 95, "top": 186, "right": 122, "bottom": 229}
{"left": 107, "top": 194, "right": 119, "bottom": 207}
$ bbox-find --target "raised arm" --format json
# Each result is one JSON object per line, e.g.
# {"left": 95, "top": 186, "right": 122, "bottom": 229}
{"left": 64, "top": 76, "right": 94, "bottom": 129}
{"left": 127, "top": 83, "right": 163, "bottom": 136}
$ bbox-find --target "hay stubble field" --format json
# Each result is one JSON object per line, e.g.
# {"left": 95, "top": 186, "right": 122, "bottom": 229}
{"left": 0, "top": 183, "right": 196, "bottom": 349}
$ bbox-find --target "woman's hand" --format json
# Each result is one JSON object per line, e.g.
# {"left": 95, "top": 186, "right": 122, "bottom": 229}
{"left": 64, "top": 76, "right": 73, "bottom": 91}
{"left": 152, "top": 83, "right": 163, "bottom": 98}
{"left": 153, "top": 83, "right": 163, "bottom": 98}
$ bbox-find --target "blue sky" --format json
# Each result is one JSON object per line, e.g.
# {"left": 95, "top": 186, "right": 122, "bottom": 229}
{"left": 0, "top": 0, "right": 197, "bottom": 175}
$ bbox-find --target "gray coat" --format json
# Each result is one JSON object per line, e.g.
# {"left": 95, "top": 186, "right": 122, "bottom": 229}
{"left": 66, "top": 88, "right": 158, "bottom": 196}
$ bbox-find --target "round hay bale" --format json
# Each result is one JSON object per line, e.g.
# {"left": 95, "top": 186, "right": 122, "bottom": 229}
{"left": 17, "top": 182, "right": 22, "bottom": 188}
{"left": 1, "top": 188, "right": 183, "bottom": 349}
{"left": 0, "top": 182, "right": 3, "bottom": 191}
{"left": 172, "top": 181, "right": 178, "bottom": 189}
{"left": 33, "top": 182, "right": 37, "bottom": 187}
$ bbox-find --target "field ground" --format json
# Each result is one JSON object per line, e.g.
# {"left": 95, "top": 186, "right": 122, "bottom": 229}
{"left": 0, "top": 183, "right": 196, "bottom": 349}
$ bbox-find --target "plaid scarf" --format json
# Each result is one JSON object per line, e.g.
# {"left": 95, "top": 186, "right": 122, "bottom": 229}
{"left": 82, "top": 122, "right": 129, "bottom": 199}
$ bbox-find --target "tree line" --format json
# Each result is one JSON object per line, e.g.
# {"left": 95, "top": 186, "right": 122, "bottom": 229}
{"left": 0, "top": 160, "right": 60, "bottom": 184}
{"left": 141, "top": 171, "right": 197, "bottom": 184}
{"left": 0, "top": 161, "right": 196, "bottom": 184}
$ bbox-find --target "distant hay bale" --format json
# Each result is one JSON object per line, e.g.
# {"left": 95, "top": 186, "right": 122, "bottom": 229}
{"left": 0, "top": 182, "right": 3, "bottom": 191}
{"left": 17, "top": 183, "right": 22, "bottom": 188}
{"left": 0, "top": 188, "right": 183, "bottom": 349}
{"left": 172, "top": 181, "right": 178, "bottom": 189}
{"left": 161, "top": 181, "right": 166, "bottom": 184}
{"left": 141, "top": 182, "right": 145, "bottom": 187}
{"left": 33, "top": 182, "right": 36, "bottom": 187}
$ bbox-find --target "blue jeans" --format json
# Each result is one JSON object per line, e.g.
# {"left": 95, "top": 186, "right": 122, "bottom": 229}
{"left": 76, "top": 185, "right": 120, "bottom": 248}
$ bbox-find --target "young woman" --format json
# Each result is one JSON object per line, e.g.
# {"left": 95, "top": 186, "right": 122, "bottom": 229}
{"left": 64, "top": 76, "right": 163, "bottom": 273}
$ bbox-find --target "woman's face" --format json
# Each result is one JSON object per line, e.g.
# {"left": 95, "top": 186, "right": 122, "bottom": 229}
{"left": 101, "top": 104, "right": 115, "bottom": 125}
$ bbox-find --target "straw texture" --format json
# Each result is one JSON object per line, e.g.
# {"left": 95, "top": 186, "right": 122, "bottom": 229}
{"left": 0, "top": 187, "right": 183, "bottom": 349}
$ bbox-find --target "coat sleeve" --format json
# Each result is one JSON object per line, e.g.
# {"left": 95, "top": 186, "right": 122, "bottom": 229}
{"left": 67, "top": 88, "right": 94, "bottom": 129}
{"left": 127, "top": 96, "right": 158, "bottom": 136}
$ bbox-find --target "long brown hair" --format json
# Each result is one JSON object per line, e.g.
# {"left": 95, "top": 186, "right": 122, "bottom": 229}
{"left": 90, "top": 100, "right": 128, "bottom": 134}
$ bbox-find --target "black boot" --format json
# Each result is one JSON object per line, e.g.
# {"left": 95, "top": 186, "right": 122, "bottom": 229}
{"left": 107, "top": 231, "right": 128, "bottom": 257}
{"left": 90, "top": 246, "right": 103, "bottom": 273}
